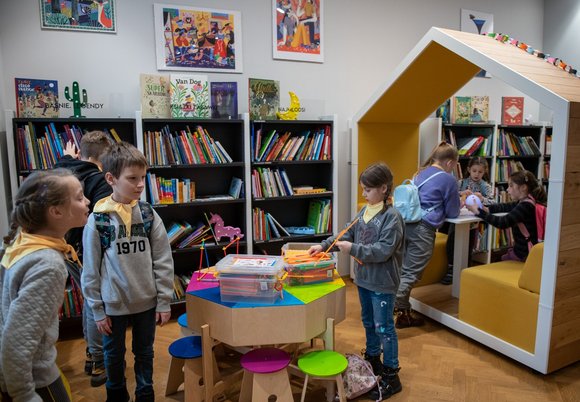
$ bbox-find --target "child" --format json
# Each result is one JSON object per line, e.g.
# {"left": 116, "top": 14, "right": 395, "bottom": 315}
{"left": 395, "top": 142, "right": 461, "bottom": 328}
{"left": 81, "top": 142, "right": 174, "bottom": 402}
{"left": 0, "top": 169, "right": 89, "bottom": 401}
{"left": 441, "top": 156, "right": 494, "bottom": 284}
{"left": 466, "top": 169, "right": 546, "bottom": 261}
{"left": 309, "top": 162, "right": 405, "bottom": 400}
{"left": 55, "top": 130, "right": 114, "bottom": 387}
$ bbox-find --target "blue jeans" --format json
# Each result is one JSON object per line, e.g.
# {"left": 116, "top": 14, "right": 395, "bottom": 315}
{"left": 357, "top": 286, "right": 399, "bottom": 369}
{"left": 83, "top": 300, "right": 104, "bottom": 361}
{"left": 103, "top": 308, "right": 156, "bottom": 399}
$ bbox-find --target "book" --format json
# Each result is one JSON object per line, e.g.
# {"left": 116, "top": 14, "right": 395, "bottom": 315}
{"left": 501, "top": 96, "right": 524, "bottom": 125}
{"left": 470, "top": 96, "right": 489, "bottom": 122}
{"left": 169, "top": 74, "right": 210, "bottom": 118}
{"left": 140, "top": 73, "right": 171, "bottom": 118}
{"left": 15, "top": 78, "right": 59, "bottom": 118}
{"left": 436, "top": 98, "right": 451, "bottom": 123}
{"left": 210, "top": 82, "right": 238, "bottom": 119}
{"left": 453, "top": 96, "right": 471, "bottom": 124}
{"left": 228, "top": 177, "right": 243, "bottom": 198}
{"left": 249, "top": 78, "right": 280, "bottom": 120}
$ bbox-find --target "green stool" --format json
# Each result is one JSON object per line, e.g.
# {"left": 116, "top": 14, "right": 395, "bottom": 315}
{"left": 297, "top": 350, "right": 348, "bottom": 402}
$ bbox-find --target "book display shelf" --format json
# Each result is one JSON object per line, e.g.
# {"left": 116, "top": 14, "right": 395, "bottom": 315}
{"left": 137, "top": 116, "right": 250, "bottom": 306}
{"left": 5, "top": 114, "right": 137, "bottom": 323}
{"left": 249, "top": 118, "right": 337, "bottom": 256}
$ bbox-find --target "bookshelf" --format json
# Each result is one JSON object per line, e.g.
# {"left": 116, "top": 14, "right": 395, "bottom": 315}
{"left": 541, "top": 126, "right": 552, "bottom": 190}
{"left": 137, "top": 115, "right": 250, "bottom": 305}
{"left": 5, "top": 114, "right": 138, "bottom": 323}
{"left": 249, "top": 118, "right": 337, "bottom": 256}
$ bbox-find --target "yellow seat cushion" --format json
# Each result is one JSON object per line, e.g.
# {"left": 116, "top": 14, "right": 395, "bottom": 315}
{"left": 459, "top": 261, "right": 539, "bottom": 352}
{"left": 416, "top": 232, "right": 448, "bottom": 287}
{"left": 519, "top": 243, "right": 544, "bottom": 293}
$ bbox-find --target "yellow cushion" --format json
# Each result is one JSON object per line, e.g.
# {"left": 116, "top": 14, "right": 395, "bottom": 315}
{"left": 416, "top": 232, "right": 448, "bottom": 287}
{"left": 459, "top": 261, "right": 539, "bottom": 353}
{"left": 518, "top": 243, "right": 544, "bottom": 294}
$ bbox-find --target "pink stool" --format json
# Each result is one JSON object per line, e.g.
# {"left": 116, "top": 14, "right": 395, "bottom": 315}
{"left": 239, "top": 347, "right": 294, "bottom": 402}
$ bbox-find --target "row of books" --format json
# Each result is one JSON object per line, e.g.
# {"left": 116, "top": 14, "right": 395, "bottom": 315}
{"left": 495, "top": 160, "right": 525, "bottom": 183}
{"left": 146, "top": 173, "right": 195, "bottom": 205}
{"left": 252, "top": 208, "right": 291, "bottom": 241}
{"left": 166, "top": 221, "right": 213, "bottom": 249}
{"left": 495, "top": 186, "right": 512, "bottom": 203}
{"left": 251, "top": 127, "right": 331, "bottom": 162}
{"left": 472, "top": 222, "right": 490, "bottom": 253}
{"left": 251, "top": 167, "right": 293, "bottom": 198}
{"left": 16, "top": 123, "right": 119, "bottom": 170}
{"left": 491, "top": 227, "right": 514, "bottom": 250}
{"left": 457, "top": 135, "right": 493, "bottom": 157}
{"left": 172, "top": 273, "right": 193, "bottom": 302}
{"left": 496, "top": 130, "right": 541, "bottom": 156}
{"left": 307, "top": 199, "right": 332, "bottom": 234}
{"left": 143, "top": 125, "right": 233, "bottom": 166}
{"left": 59, "top": 276, "right": 83, "bottom": 320}
{"left": 543, "top": 161, "right": 550, "bottom": 180}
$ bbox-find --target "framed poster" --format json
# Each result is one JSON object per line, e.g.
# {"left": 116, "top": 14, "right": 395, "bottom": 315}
{"left": 39, "top": 0, "right": 116, "bottom": 33}
{"left": 154, "top": 3, "right": 243, "bottom": 73}
{"left": 273, "top": 0, "right": 323, "bottom": 63}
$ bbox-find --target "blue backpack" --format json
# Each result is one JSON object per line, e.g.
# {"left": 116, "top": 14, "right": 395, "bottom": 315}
{"left": 393, "top": 171, "right": 445, "bottom": 223}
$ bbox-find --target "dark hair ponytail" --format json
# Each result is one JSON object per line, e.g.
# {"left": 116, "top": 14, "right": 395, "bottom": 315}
{"left": 359, "top": 162, "right": 394, "bottom": 205}
{"left": 509, "top": 169, "right": 547, "bottom": 204}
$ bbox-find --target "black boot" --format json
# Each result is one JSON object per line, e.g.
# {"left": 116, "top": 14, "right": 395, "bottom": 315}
{"left": 440, "top": 264, "right": 453, "bottom": 285}
{"left": 84, "top": 347, "right": 92, "bottom": 375}
{"left": 368, "top": 367, "right": 402, "bottom": 400}
{"left": 135, "top": 392, "right": 154, "bottom": 402}
{"left": 363, "top": 351, "right": 384, "bottom": 376}
{"left": 106, "top": 387, "right": 130, "bottom": 402}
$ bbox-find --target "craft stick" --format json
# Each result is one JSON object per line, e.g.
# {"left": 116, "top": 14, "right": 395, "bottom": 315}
{"left": 204, "top": 212, "right": 219, "bottom": 245}
{"left": 323, "top": 217, "right": 359, "bottom": 255}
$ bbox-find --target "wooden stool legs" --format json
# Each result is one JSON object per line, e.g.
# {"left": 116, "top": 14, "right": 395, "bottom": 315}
{"left": 300, "top": 374, "right": 347, "bottom": 402}
{"left": 240, "top": 369, "right": 293, "bottom": 402}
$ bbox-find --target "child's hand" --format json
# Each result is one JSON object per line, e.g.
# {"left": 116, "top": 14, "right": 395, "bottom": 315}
{"left": 308, "top": 245, "right": 323, "bottom": 256}
{"left": 157, "top": 311, "right": 171, "bottom": 326}
{"left": 96, "top": 316, "right": 112, "bottom": 335}
{"left": 336, "top": 240, "right": 352, "bottom": 254}
{"left": 474, "top": 192, "right": 484, "bottom": 201}
{"left": 461, "top": 190, "right": 472, "bottom": 197}
{"left": 63, "top": 141, "right": 79, "bottom": 159}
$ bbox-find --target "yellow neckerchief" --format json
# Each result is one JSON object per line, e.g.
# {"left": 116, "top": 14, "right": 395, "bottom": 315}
{"left": 363, "top": 202, "right": 385, "bottom": 224}
{"left": 94, "top": 196, "right": 138, "bottom": 237}
{"left": 1, "top": 231, "right": 79, "bottom": 269}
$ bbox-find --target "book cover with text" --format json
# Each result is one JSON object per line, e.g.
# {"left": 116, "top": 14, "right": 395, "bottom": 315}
{"left": 210, "top": 82, "right": 238, "bottom": 119}
{"left": 15, "top": 78, "right": 59, "bottom": 118}
{"left": 471, "top": 95, "right": 489, "bottom": 122}
{"left": 170, "top": 74, "right": 210, "bottom": 118}
{"left": 249, "top": 78, "right": 279, "bottom": 120}
{"left": 140, "top": 74, "right": 171, "bottom": 118}
{"left": 501, "top": 96, "right": 524, "bottom": 125}
{"left": 453, "top": 96, "right": 471, "bottom": 124}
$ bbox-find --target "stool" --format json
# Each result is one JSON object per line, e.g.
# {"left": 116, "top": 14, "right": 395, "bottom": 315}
{"left": 239, "top": 347, "right": 293, "bottom": 402}
{"left": 298, "top": 350, "right": 348, "bottom": 402}
{"left": 165, "top": 336, "right": 203, "bottom": 401}
{"left": 178, "top": 313, "right": 191, "bottom": 336}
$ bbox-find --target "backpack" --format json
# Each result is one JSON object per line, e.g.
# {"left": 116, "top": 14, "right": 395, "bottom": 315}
{"left": 342, "top": 353, "right": 380, "bottom": 400}
{"left": 517, "top": 196, "right": 547, "bottom": 251}
{"left": 93, "top": 201, "right": 154, "bottom": 251}
{"left": 393, "top": 171, "right": 445, "bottom": 223}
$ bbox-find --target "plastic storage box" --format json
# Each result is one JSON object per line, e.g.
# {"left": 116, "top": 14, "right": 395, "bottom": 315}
{"left": 281, "top": 243, "right": 337, "bottom": 286}
{"left": 215, "top": 254, "right": 285, "bottom": 303}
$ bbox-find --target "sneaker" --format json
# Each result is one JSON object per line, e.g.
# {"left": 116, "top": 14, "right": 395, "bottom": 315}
{"left": 368, "top": 367, "right": 402, "bottom": 400}
{"left": 84, "top": 348, "right": 92, "bottom": 375}
{"left": 440, "top": 265, "right": 453, "bottom": 285}
{"left": 395, "top": 309, "right": 425, "bottom": 328}
{"left": 363, "top": 351, "right": 384, "bottom": 376}
{"left": 90, "top": 360, "right": 107, "bottom": 387}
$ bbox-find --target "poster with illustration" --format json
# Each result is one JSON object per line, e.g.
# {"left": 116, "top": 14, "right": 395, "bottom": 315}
{"left": 154, "top": 4, "right": 243, "bottom": 73}
{"left": 40, "top": 0, "right": 116, "bottom": 33}
{"left": 272, "top": 0, "right": 323, "bottom": 63}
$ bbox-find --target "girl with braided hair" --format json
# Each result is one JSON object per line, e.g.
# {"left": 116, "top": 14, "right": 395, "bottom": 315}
{"left": 0, "top": 169, "right": 89, "bottom": 402}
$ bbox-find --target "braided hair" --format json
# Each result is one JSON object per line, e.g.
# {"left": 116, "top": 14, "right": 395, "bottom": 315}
{"left": 3, "top": 169, "right": 74, "bottom": 245}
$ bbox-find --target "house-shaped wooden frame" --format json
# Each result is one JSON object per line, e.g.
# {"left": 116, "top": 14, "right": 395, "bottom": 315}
{"left": 351, "top": 27, "right": 580, "bottom": 373}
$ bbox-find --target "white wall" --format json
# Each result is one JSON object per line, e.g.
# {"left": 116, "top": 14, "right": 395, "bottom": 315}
{"left": 0, "top": 0, "right": 546, "bottom": 271}
{"left": 544, "top": 0, "right": 580, "bottom": 68}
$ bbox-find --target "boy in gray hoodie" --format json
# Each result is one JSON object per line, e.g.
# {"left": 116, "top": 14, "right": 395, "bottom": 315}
{"left": 81, "top": 142, "right": 173, "bottom": 402}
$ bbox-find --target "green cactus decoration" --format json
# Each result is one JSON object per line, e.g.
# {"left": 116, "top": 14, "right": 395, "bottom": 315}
{"left": 64, "top": 81, "right": 88, "bottom": 118}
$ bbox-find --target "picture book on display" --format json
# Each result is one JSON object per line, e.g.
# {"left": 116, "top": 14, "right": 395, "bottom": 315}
{"left": 169, "top": 74, "right": 210, "bottom": 118}
{"left": 210, "top": 82, "right": 238, "bottom": 119}
{"left": 453, "top": 96, "right": 471, "bottom": 123}
{"left": 249, "top": 78, "right": 280, "bottom": 120}
{"left": 470, "top": 95, "right": 489, "bottom": 122}
{"left": 502, "top": 96, "right": 524, "bottom": 125}
{"left": 436, "top": 99, "right": 451, "bottom": 123}
{"left": 15, "top": 78, "right": 59, "bottom": 118}
{"left": 140, "top": 74, "right": 171, "bottom": 118}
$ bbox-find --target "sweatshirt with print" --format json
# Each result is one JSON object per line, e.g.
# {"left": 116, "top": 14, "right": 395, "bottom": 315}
{"left": 0, "top": 249, "right": 67, "bottom": 402}
{"left": 81, "top": 203, "right": 174, "bottom": 321}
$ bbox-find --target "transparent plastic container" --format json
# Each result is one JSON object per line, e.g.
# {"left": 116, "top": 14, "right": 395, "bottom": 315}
{"left": 281, "top": 243, "right": 337, "bottom": 285}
